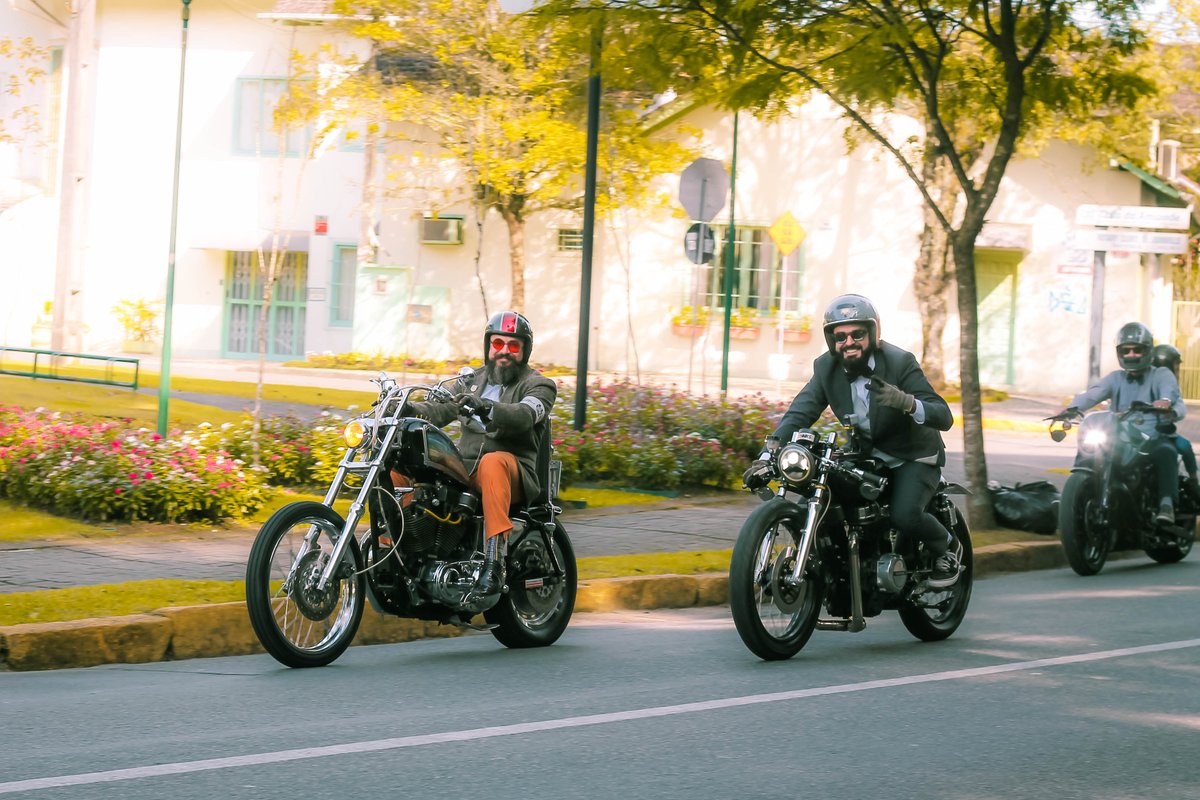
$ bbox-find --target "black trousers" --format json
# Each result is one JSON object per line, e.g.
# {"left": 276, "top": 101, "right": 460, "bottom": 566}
{"left": 888, "top": 460, "right": 952, "bottom": 557}
{"left": 1148, "top": 439, "right": 1179, "bottom": 503}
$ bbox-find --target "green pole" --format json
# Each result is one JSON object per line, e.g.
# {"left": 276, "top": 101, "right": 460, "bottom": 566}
{"left": 158, "top": 0, "right": 190, "bottom": 435}
{"left": 720, "top": 112, "right": 739, "bottom": 397}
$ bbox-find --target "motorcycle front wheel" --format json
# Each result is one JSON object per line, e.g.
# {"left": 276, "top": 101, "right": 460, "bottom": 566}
{"left": 245, "top": 501, "right": 365, "bottom": 668}
{"left": 729, "top": 499, "right": 824, "bottom": 661}
{"left": 485, "top": 522, "right": 577, "bottom": 648}
{"left": 899, "top": 509, "right": 973, "bottom": 641}
{"left": 1059, "top": 472, "right": 1110, "bottom": 576}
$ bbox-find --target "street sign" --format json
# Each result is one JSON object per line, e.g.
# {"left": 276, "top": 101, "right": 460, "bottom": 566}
{"left": 1075, "top": 204, "right": 1191, "bottom": 230}
{"left": 1073, "top": 228, "right": 1189, "bottom": 254}
{"left": 684, "top": 223, "right": 716, "bottom": 264}
{"left": 768, "top": 212, "right": 806, "bottom": 256}
{"left": 678, "top": 158, "right": 730, "bottom": 222}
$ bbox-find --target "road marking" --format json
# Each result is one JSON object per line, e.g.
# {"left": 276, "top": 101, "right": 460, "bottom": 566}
{"left": 3, "top": 637, "right": 1198, "bottom": 794}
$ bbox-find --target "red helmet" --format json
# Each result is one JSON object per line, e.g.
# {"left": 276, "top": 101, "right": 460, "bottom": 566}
{"left": 484, "top": 311, "right": 533, "bottom": 364}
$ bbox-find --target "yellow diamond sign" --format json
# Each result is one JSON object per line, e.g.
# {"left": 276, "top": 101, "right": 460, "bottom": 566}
{"left": 769, "top": 212, "right": 806, "bottom": 256}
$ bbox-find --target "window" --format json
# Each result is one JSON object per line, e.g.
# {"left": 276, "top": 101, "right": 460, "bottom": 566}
{"left": 420, "top": 215, "right": 464, "bottom": 245}
{"left": 234, "top": 78, "right": 308, "bottom": 156}
{"left": 331, "top": 245, "right": 357, "bottom": 326}
{"left": 557, "top": 228, "right": 583, "bottom": 251}
{"left": 701, "top": 226, "right": 806, "bottom": 316}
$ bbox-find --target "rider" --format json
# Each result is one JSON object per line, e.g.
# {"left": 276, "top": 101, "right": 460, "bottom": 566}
{"left": 1150, "top": 343, "right": 1199, "bottom": 504}
{"left": 743, "top": 294, "right": 961, "bottom": 587}
{"left": 407, "top": 311, "right": 557, "bottom": 598}
{"left": 1056, "top": 323, "right": 1186, "bottom": 525}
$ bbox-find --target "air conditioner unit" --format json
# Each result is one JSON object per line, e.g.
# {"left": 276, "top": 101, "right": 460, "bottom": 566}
{"left": 420, "top": 216, "right": 464, "bottom": 245}
{"left": 1157, "top": 139, "right": 1181, "bottom": 180}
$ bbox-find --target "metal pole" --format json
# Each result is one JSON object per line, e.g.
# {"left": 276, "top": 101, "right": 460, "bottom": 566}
{"left": 1087, "top": 235, "right": 1106, "bottom": 386}
{"left": 720, "top": 112, "right": 739, "bottom": 397}
{"left": 158, "top": 0, "right": 190, "bottom": 435}
{"left": 574, "top": 22, "right": 601, "bottom": 431}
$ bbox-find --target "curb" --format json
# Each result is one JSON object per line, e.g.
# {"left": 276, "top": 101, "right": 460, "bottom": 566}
{"left": 0, "top": 540, "right": 1082, "bottom": 672}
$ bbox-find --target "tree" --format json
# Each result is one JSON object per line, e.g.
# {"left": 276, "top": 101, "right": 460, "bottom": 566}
{"left": 547, "top": 0, "right": 1156, "bottom": 527}
{"left": 283, "top": 0, "right": 695, "bottom": 320}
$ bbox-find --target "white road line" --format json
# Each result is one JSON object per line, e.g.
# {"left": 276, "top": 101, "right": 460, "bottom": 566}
{"left": 4, "top": 637, "right": 1198, "bottom": 794}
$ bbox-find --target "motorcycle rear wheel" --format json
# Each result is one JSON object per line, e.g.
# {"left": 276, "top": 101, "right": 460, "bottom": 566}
{"left": 1059, "top": 473, "right": 1110, "bottom": 576}
{"left": 729, "top": 499, "right": 823, "bottom": 661}
{"left": 246, "top": 501, "right": 365, "bottom": 668}
{"left": 898, "top": 509, "right": 973, "bottom": 641}
{"left": 486, "top": 522, "right": 577, "bottom": 648}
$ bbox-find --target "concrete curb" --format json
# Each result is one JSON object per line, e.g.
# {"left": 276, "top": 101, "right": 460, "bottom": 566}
{"left": 0, "top": 540, "right": 1074, "bottom": 672}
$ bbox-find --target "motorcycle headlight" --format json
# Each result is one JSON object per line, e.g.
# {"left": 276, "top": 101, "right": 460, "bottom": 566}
{"left": 1079, "top": 428, "right": 1107, "bottom": 452}
{"left": 343, "top": 420, "right": 366, "bottom": 448}
{"left": 776, "top": 443, "right": 815, "bottom": 484}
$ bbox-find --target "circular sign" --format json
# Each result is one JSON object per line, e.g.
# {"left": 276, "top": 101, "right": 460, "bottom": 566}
{"left": 684, "top": 223, "right": 716, "bottom": 264}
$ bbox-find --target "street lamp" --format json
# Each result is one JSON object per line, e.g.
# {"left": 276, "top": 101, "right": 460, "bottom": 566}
{"left": 158, "top": 0, "right": 190, "bottom": 435}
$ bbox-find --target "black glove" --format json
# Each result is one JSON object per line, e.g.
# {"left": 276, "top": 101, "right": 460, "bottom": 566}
{"left": 868, "top": 376, "right": 916, "bottom": 413}
{"left": 454, "top": 393, "right": 493, "bottom": 422}
{"left": 743, "top": 459, "right": 773, "bottom": 489}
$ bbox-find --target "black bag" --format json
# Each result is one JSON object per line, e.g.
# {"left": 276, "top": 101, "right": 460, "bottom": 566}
{"left": 989, "top": 480, "right": 1060, "bottom": 535}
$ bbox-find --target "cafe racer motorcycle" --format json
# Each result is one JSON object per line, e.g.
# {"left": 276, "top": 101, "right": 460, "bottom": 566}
{"left": 245, "top": 371, "right": 576, "bottom": 668}
{"left": 729, "top": 426, "right": 973, "bottom": 660}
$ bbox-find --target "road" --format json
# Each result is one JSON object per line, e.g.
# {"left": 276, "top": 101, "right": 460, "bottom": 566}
{"left": 2, "top": 560, "right": 1198, "bottom": 799}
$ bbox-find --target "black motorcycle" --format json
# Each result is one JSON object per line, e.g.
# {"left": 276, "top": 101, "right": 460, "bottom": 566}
{"left": 729, "top": 426, "right": 973, "bottom": 661}
{"left": 1047, "top": 402, "right": 1195, "bottom": 575}
{"left": 245, "top": 371, "right": 577, "bottom": 667}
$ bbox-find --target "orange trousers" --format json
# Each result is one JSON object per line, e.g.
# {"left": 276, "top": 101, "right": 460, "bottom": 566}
{"left": 390, "top": 450, "right": 521, "bottom": 541}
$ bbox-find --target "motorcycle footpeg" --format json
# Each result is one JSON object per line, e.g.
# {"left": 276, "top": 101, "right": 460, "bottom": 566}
{"left": 455, "top": 621, "right": 499, "bottom": 631}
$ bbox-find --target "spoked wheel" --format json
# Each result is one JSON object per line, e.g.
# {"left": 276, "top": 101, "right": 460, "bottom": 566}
{"left": 899, "top": 510, "right": 974, "bottom": 641}
{"left": 486, "top": 522, "right": 577, "bottom": 648}
{"left": 729, "top": 499, "right": 824, "bottom": 661}
{"left": 1059, "top": 473, "right": 1111, "bottom": 576}
{"left": 246, "top": 501, "right": 365, "bottom": 668}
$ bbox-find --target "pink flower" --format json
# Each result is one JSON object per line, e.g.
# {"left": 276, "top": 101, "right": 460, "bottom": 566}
{"left": 115, "top": 487, "right": 123, "bottom": 494}
{"left": 143, "top": 471, "right": 153, "bottom": 480}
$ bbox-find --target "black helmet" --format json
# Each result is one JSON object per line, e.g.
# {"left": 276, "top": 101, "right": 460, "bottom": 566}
{"left": 1114, "top": 322, "right": 1154, "bottom": 374}
{"left": 484, "top": 310, "right": 533, "bottom": 364}
{"left": 822, "top": 294, "right": 880, "bottom": 354}
{"left": 1152, "top": 343, "right": 1182, "bottom": 374}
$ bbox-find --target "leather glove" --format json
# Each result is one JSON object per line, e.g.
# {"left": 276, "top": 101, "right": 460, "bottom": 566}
{"left": 742, "top": 459, "right": 773, "bottom": 489}
{"left": 454, "top": 393, "right": 493, "bottom": 422}
{"left": 868, "top": 376, "right": 916, "bottom": 414}
{"left": 405, "top": 401, "right": 434, "bottom": 420}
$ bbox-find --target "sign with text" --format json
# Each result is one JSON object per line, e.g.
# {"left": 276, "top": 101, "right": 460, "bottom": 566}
{"left": 1073, "top": 228, "right": 1188, "bottom": 254}
{"left": 768, "top": 212, "right": 806, "bottom": 256}
{"left": 1074, "top": 204, "right": 1190, "bottom": 230}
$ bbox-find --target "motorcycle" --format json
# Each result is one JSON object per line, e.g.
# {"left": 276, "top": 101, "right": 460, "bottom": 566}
{"left": 729, "top": 425, "right": 973, "bottom": 661}
{"left": 245, "top": 370, "right": 577, "bottom": 668}
{"left": 1047, "top": 402, "right": 1195, "bottom": 576}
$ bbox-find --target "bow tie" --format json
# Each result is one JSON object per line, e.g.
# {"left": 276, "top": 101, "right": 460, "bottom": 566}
{"left": 845, "top": 362, "right": 873, "bottom": 380}
{"left": 1125, "top": 372, "right": 1144, "bottom": 385}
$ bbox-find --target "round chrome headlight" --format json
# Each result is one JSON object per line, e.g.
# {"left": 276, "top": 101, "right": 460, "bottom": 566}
{"left": 776, "top": 443, "right": 815, "bottom": 484}
{"left": 343, "top": 420, "right": 366, "bottom": 448}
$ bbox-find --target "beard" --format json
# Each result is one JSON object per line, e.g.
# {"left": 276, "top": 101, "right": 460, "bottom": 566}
{"left": 839, "top": 347, "right": 872, "bottom": 378}
{"left": 486, "top": 359, "right": 522, "bottom": 386}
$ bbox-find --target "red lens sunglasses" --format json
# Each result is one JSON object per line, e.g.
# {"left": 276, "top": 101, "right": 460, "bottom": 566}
{"left": 491, "top": 338, "right": 522, "bottom": 353}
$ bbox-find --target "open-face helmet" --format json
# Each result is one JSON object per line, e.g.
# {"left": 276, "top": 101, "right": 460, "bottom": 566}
{"left": 821, "top": 294, "right": 880, "bottom": 354}
{"left": 1114, "top": 322, "right": 1154, "bottom": 374}
{"left": 484, "top": 311, "right": 533, "bottom": 365}
{"left": 1152, "top": 343, "right": 1182, "bottom": 375}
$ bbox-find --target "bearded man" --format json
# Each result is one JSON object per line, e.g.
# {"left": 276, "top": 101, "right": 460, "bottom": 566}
{"left": 407, "top": 311, "right": 556, "bottom": 598}
{"left": 742, "top": 294, "right": 961, "bottom": 586}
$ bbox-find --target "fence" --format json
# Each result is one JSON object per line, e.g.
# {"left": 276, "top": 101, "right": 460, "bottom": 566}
{"left": 0, "top": 347, "right": 140, "bottom": 389}
{"left": 1171, "top": 301, "right": 1200, "bottom": 401}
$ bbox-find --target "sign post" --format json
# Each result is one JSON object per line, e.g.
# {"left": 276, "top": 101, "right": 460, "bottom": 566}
{"left": 678, "top": 158, "right": 731, "bottom": 393}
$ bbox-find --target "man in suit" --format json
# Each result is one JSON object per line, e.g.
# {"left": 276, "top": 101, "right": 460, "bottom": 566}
{"left": 743, "top": 294, "right": 961, "bottom": 586}
{"left": 407, "top": 311, "right": 556, "bottom": 599}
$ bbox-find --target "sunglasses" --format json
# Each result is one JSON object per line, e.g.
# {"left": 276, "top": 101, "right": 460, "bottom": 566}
{"left": 490, "top": 338, "right": 522, "bottom": 353}
{"left": 833, "top": 329, "right": 869, "bottom": 344}
{"left": 1118, "top": 345, "right": 1145, "bottom": 356}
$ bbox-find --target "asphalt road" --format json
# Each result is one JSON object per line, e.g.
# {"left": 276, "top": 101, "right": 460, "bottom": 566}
{"left": 2, "top": 560, "right": 1197, "bottom": 799}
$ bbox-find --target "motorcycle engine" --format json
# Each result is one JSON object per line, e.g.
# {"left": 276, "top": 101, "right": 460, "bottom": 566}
{"left": 875, "top": 552, "right": 908, "bottom": 594}
{"left": 400, "top": 485, "right": 474, "bottom": 558}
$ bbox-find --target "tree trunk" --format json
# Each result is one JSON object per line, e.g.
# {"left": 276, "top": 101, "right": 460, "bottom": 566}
{"left": 950, "top": 230, "right": 996, "bottom": 530}
{"left": 913, "top": 131, "right": 956, "bottom": 388}
{"left": 500, "top": 207, "right": 526, "bottom": 312}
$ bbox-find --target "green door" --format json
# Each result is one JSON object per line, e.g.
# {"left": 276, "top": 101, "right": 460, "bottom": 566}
{"left": 222, "top": 251, "right": 308, "bottom": 360}
{"left": 975, "top": 250, "right": 1021, "bottom": 387}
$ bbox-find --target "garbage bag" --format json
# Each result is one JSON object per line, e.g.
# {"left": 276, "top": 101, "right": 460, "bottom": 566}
{"left": 988, "top": 480, "right": 1060, "bottom": 535}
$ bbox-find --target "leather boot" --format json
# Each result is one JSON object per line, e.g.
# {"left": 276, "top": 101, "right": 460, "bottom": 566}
{"left": 474, "top": 533, "right": 507, "bottom": 597}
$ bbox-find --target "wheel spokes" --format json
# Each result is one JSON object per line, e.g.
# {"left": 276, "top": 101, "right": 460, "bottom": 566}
{"left": 264, "top": 517, "right": 358, "bottom": 654}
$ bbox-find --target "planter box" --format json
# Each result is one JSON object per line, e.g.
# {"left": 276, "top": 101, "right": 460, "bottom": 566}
{"left": 782, "top": 329, "right": 811, "bottom": 343}
{"left": 672, "top": 324, "right": 760, "bottom": 341}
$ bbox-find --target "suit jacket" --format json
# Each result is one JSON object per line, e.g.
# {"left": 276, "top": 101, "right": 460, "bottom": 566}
{"left": 774, "top": 341, "right": 953, "bottom": 467}
{"left": 413, "top": 365, "right": 557, "bottom": 501}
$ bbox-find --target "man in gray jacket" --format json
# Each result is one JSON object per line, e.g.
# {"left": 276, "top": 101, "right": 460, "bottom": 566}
{"left": 409, "top": 311, "right": 556, "bottom": 598}
{"left": 1058, "top": 322, "right": 1187, "bottom": 524}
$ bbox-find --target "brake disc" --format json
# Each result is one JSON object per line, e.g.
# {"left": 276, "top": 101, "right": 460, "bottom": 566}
{"left": 769, "top": 549, "right": 805, "bottom": 614}
{"left": 291, "top": 550, "right": 341, "bottom": 621}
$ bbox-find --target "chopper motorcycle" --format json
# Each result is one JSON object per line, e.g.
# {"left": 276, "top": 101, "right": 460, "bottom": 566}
{"left": 245, "top": 371, "right": 577, "bottom": 668}
{"left": 729, "top": 425, "right": 973, "bottom": 661}
{"left": 1047, "top": 402, "right": 1195, "bottom": 576}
